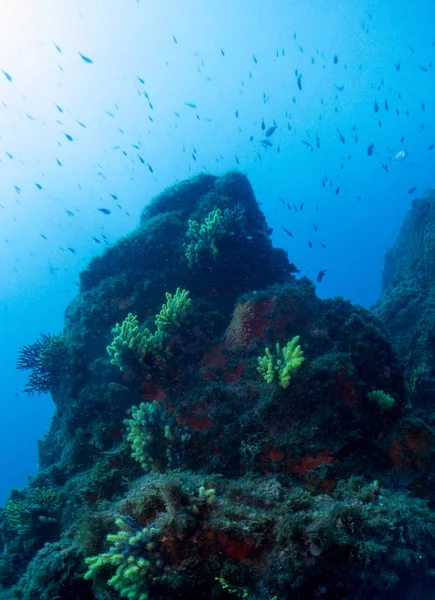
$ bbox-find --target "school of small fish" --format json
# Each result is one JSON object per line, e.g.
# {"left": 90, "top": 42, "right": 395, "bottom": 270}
{"left": 0, "top": 8, "right": 433, "bottom": 286}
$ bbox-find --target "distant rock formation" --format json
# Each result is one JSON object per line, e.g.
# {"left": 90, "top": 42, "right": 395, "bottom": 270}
{"left": 374, "top": 189, "right": 435, "bottom": 411}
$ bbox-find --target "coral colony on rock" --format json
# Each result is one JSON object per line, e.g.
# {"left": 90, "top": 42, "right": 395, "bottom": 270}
{"left": 3, "top": 173, "right": 435, "bottom": 599}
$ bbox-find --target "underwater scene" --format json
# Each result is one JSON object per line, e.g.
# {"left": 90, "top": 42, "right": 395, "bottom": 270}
{"left": 1, "top": 0, "right": 435, "bottom": 598}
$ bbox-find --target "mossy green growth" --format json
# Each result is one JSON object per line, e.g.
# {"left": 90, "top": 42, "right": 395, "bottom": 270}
{"left": 215, "top": 577, "right": 277, "bottom": 599}
{"left": 107, "top": 288, "right": 191, "bottom": 371}
{"left": 4, "top": 498, "right": 30, "bottom": 531}
{"left": 367, "top": 389, "right": 395, "bottom": 411}
{"left": 257, "top": 336, "right": 304, "bottom": 388}
{"left": 185, "top": 207, "right": 225, "bottom": 267}
{"left": 4, "top": 487, "right": 59, "bottom": 532}
{"left": 84, "top": 516, "right": 159, "bottom": 600}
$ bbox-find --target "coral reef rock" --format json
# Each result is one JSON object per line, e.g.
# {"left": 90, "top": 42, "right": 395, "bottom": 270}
{"left": 3, "top": 173, "right": 435, "bottom": 600}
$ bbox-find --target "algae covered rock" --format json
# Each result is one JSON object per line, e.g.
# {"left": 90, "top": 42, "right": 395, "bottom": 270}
{"left": 374, "top": 189, "right": 435, "bottom": 410}
{"left": 6, "top": 173, "right": 435, "bottom": 600}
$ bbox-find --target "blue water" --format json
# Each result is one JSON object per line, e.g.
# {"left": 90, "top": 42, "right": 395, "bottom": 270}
{"left": 0, "top": 0, "right": 433, "bottom": 505}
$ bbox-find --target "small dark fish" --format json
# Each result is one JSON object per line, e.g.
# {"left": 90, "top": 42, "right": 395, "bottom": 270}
{"left": 419, "top": 66, "right": 428, "bottom": 72}
{"left": 68, "top": 247, "right": 76, "bottom": 254}
{"left": 98, "top": 208, "right": 111, "bottom": 214}
{"left": 333, "top": 54, "right": 338, "bottom": 64}
{"left": 76, "top": 120, "right": 87, "bottom": 128}
{"left": 265, "top": 125, "right": 277, "bottom": 137}
{"left": 92, "top": 237, "right": 101, "bottom": 244}
{"left": 335, "top": 187, "right": 340, "bottom": 195}
{"left": 300, "top": 203, "right": 304, "bottom": 211}
{"left": 172, "top": 35, "right": 178, "bottom": 44}
{"left": 317, "top": 269, "right": 327, "bottom": 283}
{"left": 308, "top": 240, "right": 313, "bottom": 248}
{"left": 409, "top": 45, "right": 415, "bottom": 53}
{"left": 138, "top": 155, "right": 145, "bottom": 164}
{"left": 382, "top": 163, "right": 389, "bottom": 173}
{"left": 2, "top": 70, "right": 12, "bottom": 82}
{"left": 253, "top": 54, "right": 258, "bottom": 64}
{"left": 5, "top": 152, "right": 13, "bottom": 159}
{"left": 429, "top": 144, "right": 434, "bottom": 150}
{"left": 110, "top": 194, "right": 118, "bottom": 200}
{"left": 320, "top": 243, "right": 327, "bottom": 248}
{"left": 302, "top": 141, "right": 313, "bottom": 149}
{"left": 79, "top": 52, "right": 93, "bottom": 64}
{"left": 421, "top": 102, "right": 425, "bottom": 111}
{"left": 185, "top": 102, "right": 197, "bottom": 108}
{"left": 395, "top": 63, "right": 401, "bottom": 71}
{"left": 65, "top": 133, "right": 73, "bottom": 141}
{"left": 378, "top": 120, "right": 382, "bottom": 127}
{"left": 282, "top": 226, "right": 294, "bottom": 237}
{"left": 367, "top": 143, "right": 375, "bottom": 156}
{"left": 53, "top": 42, "right": 62, "bottom": 53}
{"left": 400, "top": 136, "right": 405, "bottom": 143}
{"left": 192, "top": 153, "right": 197, "bottom": 161}
{"left": 374, "top": 100, "right": 379, "bottom": 113}
{"left": 384, "top": 99, "right": 389, "bottom": 110}
{"left": 260, "top": 139, "right": 273, "bottom": 147}
{"left": 55, "top": 104, "right": 63, "bottom": 113}
{"left": 35, "top": 183, "right": 42, "bottom": 190}
{"left": 278, "top": 197, "right": 285, "bottom": 205}
{"left": 221, "top": 48, "right": 225, "bottom": 56}
{"left": 40, "top": 234, "right": 47, "bottom": 240}
{"left": 313, "top": 224, "right": 318, "bottom": 232}
{"left": 336, "top": 129, "right": 345, "bottom": 144}
{"left": 65, "top": 209, "right": 74, "bottom": 217}
{"left": 335, "top": 85, "right": 344, "bottom": 92}
{"left": 235, "top": 156, "right": 240, "bottom": 164}
{"left": 235, "top": 110, "right": 239, "bottom": 118}
{"left": 148, "top": 163, "right": 153, "bottom": 173}
{"left": 261, "top": 118, "right": 265, "bottom": 131}
{"left": 407, "top": 186, "right": 417, "bottom": 194}
{"left": 137, "top": 76, "right": 145, "bottom": 84}
{"left": 297, "top": 75, "right": 302, "bottom": 90}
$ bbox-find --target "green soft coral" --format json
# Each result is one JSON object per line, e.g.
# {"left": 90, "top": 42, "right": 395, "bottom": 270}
{"left": 125, "top": 400, "right": 191, "bottom": 472}
{"left": 185, "top": 207, "right": 225, "bottom": 267}
{"left": 84, "top": 516, "right": 159, "bottom": 600}
{"left": 257, "top": 336, "right": 304, "bottom": 388}
{"left": 124, "top": 401, "right": 163, "bottom": 471}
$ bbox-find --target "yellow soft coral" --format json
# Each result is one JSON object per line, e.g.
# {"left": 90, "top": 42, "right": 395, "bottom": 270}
{"left": 257, "top": 336, "right": 304, "bottom": 389}
{"left": 107, "top": 288, "right": 191, "bottom": 371}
